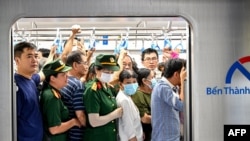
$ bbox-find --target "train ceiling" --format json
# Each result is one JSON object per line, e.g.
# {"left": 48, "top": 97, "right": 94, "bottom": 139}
{"left": 12, "top": 17, "right": 188, "bottom": 42}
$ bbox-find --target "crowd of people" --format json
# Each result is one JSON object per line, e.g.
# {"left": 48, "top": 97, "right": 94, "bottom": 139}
{"left": 14, "top": 25, "right": 187, "bottom": 141}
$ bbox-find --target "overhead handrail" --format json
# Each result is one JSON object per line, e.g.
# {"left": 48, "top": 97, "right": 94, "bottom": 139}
{"left": 88, "top": 27, "right": 96, "bottom": 50}
{"left": 174, "top": 33, "right": 186, "bottom": 53}
{"left": 114, "top": 27, "right": 129, "bottom": 54}
{"left": 140, "top": 38, "right": 145, "bottom": 52}
{"left": 113, "top": 29, "right": 129, "bottom": 55}
{"left": 14, "top": 33, "right": 185, "bottom": 38}
{"left": 163, "top": 33, "right": 172, "bottom": 49}
{"left": 53, "top": 28, "right": 63, "bottom": 54}
{"left": 150, "top": 33, "right": 162, "bottom": 55}
{"left": 14, "top": 26, "right": 186, "bottom": 32}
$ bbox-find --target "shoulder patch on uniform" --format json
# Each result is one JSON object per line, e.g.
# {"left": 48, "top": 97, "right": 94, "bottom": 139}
{"left": 91, "top": 82, "right": 97, "bottom": 91}
{"left": 52, "top": 89, "right": 61, "bottom": 99}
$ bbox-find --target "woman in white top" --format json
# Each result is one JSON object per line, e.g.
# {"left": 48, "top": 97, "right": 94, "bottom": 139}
{"left": 116, "top": 70, "right": 143, "bottom": 141}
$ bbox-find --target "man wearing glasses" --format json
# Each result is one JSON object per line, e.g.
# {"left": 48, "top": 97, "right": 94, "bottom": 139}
{"left": 141, "top": 48, "right": 163, "bottom": 81}
{"left": 141, "top": 48, "right": 159, "bottom": 71}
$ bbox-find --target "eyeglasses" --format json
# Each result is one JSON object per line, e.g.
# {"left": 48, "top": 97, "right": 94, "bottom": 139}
{"left": 143, "top": 57, "right": 158, "bottom": 62}
{"left": 122, "top": 63, "right": 132, "bottom": 67}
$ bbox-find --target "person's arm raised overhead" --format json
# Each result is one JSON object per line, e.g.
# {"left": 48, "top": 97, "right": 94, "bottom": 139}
{"left": 61, "top": 24, "right": 81, "bottom": 63}
{"left": 86, "top": 47, "right": 95, "bottom": 66}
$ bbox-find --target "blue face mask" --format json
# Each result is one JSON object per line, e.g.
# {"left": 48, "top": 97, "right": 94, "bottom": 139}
{"left": 150, "top": 78, "right": 157, "bottom": 88}
{"left": 123, "top": 83, "right": 138, "bottom": 96}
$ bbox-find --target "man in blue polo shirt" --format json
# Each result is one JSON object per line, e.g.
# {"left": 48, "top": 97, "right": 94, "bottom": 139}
{"left": 14, "top": 41, "right": 50, "bottom": 141}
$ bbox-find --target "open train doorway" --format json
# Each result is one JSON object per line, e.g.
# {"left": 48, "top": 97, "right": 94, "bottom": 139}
{"left": 11, "top": 17, "right": 191, "bottom": 141}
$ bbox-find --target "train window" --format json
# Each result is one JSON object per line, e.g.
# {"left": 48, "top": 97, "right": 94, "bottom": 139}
{"left": 11, "top": 17, "right": 190, "bottom": 141}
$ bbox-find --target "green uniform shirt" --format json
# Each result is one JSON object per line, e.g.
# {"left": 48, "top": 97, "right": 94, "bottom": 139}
{"left": 83, "top": 78, "right": 118, "bottom": 141}
{"left": 40, "top": 85, "right": 69, "bottom": 141}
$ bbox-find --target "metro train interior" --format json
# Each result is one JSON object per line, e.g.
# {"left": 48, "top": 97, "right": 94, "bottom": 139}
{"left": 11, "top": 17, "right": 189, "bottom": 68}
{"left": 11, "top": 17, "right": 190, "bottom": 140}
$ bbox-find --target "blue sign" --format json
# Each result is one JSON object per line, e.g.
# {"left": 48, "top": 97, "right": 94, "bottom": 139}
{"left": 103, "top": 35, "right": 108, "bottom": 45}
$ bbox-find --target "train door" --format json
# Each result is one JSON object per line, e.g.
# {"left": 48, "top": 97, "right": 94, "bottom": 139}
{"left": 11, "top": 17, "right": 191, "bottom": 141}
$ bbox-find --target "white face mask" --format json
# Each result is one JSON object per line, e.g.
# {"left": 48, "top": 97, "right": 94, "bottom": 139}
{"left": 100, "top": 72, "right": 113, "bottom": 83}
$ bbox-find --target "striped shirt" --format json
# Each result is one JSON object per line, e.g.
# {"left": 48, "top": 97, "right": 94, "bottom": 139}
{"left": 61, "top": 76, "right": 85, "bottom": 141}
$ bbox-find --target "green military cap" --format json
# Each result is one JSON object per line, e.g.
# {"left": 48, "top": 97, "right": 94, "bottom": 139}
{"left": 42, "top": 58, "right": 72, "bottom": 77}
{"left": 95, "top": 54, "right": 120, "bottom": 71}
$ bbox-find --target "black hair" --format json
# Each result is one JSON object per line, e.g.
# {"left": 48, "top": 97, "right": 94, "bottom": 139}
{"left": 14, "top": 41, "right": 37, "bottom": 58}
{"left": 44, "top": 73, "right": 58, "bottom": 84}
{"left": 95, "top": 65, "right": 103, "bottom": 71}
{"left": 65, "top": 51, "right": 85, "bottom": 66}
{"left": 132, "top": 60, "right": 139, "bottom": 74}
{"left": 40, "top": 73, "right": 59, "bottom": 91}
{"left": 136, "top": 68, "right": 151, "bottom": 86}
{"left": 119, "top": 70, "right": 138, "bottom": 83}
{"left": 158, "top": 62, "right": 165, "bottom": 71}
{"left": 162, "top": 58, "right": 186, "bottom": 78}
{"left": 38, "top": 48, "right": 50, "bottom": 58}
{"left": 141, "top": 48, "right": 159, "bottom": 61}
